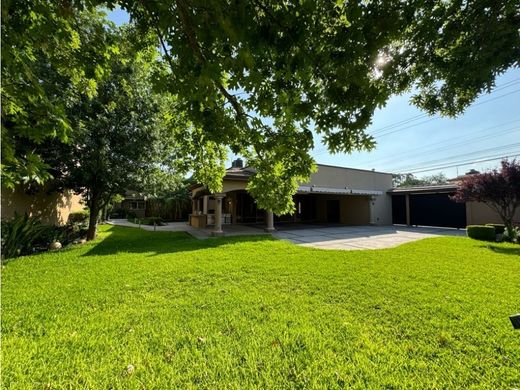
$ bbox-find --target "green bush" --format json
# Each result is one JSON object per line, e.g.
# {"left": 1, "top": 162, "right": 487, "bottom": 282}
{"left": 109, "top": 207, "right": 126, "bottom": 218}
{"left": 1, "top": 213, "right": 49, "bottom": 259}
{"left": 128, "top": 217, "right": 165, "bottom": 226}
{"left": 68, "top": 210, "right": 89, "bottom": 225}
{"left": 466, "top": 225, "right": 496, "bottom": 241}
{"left": 503, "top": 226, "right": 520, "bottom": 244}
{"left": 485, "top": 224, "right": 506, "bottom": 234}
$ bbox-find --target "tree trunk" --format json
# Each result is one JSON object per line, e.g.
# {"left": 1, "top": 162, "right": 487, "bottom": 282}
{"left": 87, "top": 200, "right": 100, "bottom": 241}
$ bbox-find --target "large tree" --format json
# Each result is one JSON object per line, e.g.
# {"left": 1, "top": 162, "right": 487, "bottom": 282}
{"left": 28, "top": 27, "right": 179, "bottom": 240}
{"left": 452, "top": 160, "right": 520, "bottom": 237}
{"left": 111, "top": 0, "right": 519, "bottom": 215}
{"left": 1, "top": 3, "right": 115, "bottom": 188}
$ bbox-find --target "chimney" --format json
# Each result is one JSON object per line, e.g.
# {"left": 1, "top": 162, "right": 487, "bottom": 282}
{"left": 232, "top": 158, "right": 244, "bottom": 168}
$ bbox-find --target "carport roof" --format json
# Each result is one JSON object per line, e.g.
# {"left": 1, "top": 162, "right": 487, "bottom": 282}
{"left": 298, "top": 185, "right": 383, "bottom": 196}
{"left": 388, "top": 184, "right": 458, "bottom": 194}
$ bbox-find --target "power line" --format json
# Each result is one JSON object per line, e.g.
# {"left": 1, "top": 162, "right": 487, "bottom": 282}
{"left": 391, "top": 142, "right": 520, "bottom": 172}
{"left": 368, "top": 78, "right": 520, "bottom": 136}
{"left": 312, "top": 80, "right": 520, "bottom": 156}
{"left": 358, "top": 120, "right": 520, "bottom": 166}
{"left": 398, "top": 153, "right": 520, "bottom": 174}
{"left": 374, "top": 87, "right": 520, "bottom": 138}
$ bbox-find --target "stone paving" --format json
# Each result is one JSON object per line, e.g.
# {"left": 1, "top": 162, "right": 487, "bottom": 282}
{"left": 108, "top": 219, "right": 465, "bottom": 250}
{"left": 272, "top": 225, "right": 465, "bottom": 250}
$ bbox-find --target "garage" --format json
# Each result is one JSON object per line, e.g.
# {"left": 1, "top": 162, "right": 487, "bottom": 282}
{"left": 390, "top": 185, "right": 466, "bottom": 229}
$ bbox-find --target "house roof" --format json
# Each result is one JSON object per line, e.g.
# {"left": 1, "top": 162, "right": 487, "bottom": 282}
{"left": 315, "top": 163, "right": 392, "bottom": 176}
{"left": 224, "top": 166, "right": 255, "bottom": 181}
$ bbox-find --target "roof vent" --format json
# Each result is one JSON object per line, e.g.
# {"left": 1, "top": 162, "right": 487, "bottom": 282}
{"left": 232, "top": 158, "right": 244, "bottom": 168}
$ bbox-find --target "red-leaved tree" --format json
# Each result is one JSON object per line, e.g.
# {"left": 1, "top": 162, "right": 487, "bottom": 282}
{"left": 452, "top": 160, "right": 520, "bottom": 237}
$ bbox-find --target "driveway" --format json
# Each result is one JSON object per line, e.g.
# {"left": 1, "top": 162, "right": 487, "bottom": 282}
{"left": 108, "top": 219, "right": 465, "bottom": 250}
{"left": 272, "top": 225, "right": 465, "bottom": 250}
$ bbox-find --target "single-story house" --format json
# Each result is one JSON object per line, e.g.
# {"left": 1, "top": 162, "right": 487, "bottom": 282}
{"left": 189, "top": 159, "right": 394, "bottom": 235}
{"left": 1, "top": 185, "right": 84, "bottom": 225}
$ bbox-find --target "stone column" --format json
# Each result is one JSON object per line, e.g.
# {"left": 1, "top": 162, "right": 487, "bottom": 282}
{"left": 369, "top": 196, "right": 376, "bottom": 225}
{"left": 265, "top": 210, "right": 276, "bottom": 233}
{"left": 202, "top": 195, "right": 208, "bottom": 214}
{"left": 212, "top": 193, "right": 225, "bottom": 236}
{"left": 405, "top": 194, "right": 411, "bottom": 226}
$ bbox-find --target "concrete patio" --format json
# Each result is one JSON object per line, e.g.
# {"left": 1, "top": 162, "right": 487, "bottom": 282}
{"left": 108, "top": 219, "right": 465, "bottom": 250}
{"left": 272, "top": 224, "right": 465, "bottom": 250}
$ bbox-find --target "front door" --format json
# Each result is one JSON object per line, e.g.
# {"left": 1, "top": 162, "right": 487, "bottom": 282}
{"left": 326, "top": 199, "right": 340, "bottom": 223}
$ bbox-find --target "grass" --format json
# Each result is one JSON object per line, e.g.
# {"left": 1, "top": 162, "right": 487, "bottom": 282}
{"left": 2, "top": 225, "right": 520, "bottom": 389}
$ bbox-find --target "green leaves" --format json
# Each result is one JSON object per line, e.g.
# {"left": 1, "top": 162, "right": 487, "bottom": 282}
{"left": 1, "top": 3, "right": 116, "bottom": 187}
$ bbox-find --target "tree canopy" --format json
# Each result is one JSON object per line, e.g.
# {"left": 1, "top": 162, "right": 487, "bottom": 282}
{"left": 1, "top": 2, "right": 116, "bottom": 188}
{"left": 393, "top": 172, "right": 448, "bottom": 188}
{"left": 3, "top": 1, "right": 519, "bottom": 216}
{"left": 114, "top": 0, "right": 520, "bottom": 213}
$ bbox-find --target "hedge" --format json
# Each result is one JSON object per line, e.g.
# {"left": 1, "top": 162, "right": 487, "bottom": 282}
{"left": 485, "top": 223, "right": 506, "bottom": 234}
{"left": 68, "top": 210, "right": 89, "bottom": 224}
{"left": 467, "top": 225, "right": 496, "bottom": 241}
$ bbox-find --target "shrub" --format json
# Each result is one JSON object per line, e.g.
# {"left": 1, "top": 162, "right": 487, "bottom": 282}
{"left": 485, "top": 224, "right": 506, "bottom": 234}
{"left": 503, "top": 226, "right": 520, "bottom": 244}
{"left": 109, "top": 207, "right": 126, "bottom": 218}
{"left": 68, "top": 210, "right": 89, "bottom": 225}
{"left": 127, "top": 211, "right": 137, "bottom": 219}
{"left": 1, "top": 213, "right": 48, "bottom": 259}
{"left": 128, "top": 217, "right": 165, "bottom": 226}
{"left": 466, "top": 225, "right": 496, "bottom": 241}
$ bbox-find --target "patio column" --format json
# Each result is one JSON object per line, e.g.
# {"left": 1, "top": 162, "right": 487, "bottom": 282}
{"left": 212, "top": 193, "right": 225, "bottom": 236}
{"left": 405, "top": 194, "right": 411, "bottom": 226}
{"left": 202, "top": 195, "right": 208, "bottom": 214}
{"left": 265, "top": 210, "right": 276, "bottom": 233}
{"left": 369, "top": 196, "right": 376, "bottom": 225}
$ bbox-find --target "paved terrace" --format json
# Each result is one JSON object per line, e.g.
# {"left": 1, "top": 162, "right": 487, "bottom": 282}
{"left": 108, "top": 220, "right": 465, "bottom": 250}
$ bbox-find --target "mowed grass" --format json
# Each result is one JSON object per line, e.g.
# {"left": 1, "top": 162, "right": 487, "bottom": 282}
{"left": 2, "top": 225, "right": 520, "bottom": 389}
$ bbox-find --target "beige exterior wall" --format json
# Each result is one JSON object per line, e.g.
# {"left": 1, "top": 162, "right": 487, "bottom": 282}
{"left": 372, "top": 194, "right": 393, "bottom": 225}
{"left": 222, "top": 180, "right": 248, "bottom": 193}
{"left": 466, "top": 201, "right": 520, "bottom": 225}
{"left": 305, "top": 165, "right": 393, "bottom": 225}
{"left": 1, "top": 186, "right": 84, "bottom": 225}
{"left": 315, "top": 195, "right": 371, "bottom": 224}
{"left": 304, "top": 164, "right": 392, "bottom": 191}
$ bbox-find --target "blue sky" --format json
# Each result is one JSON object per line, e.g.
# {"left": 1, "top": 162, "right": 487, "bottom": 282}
{"left": 108, "top": 8, "right": 520, "bottom": 179}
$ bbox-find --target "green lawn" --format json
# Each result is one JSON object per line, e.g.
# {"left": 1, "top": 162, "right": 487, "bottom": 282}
{"left": 2, "top": 225, "right": 520, "bottom": 389}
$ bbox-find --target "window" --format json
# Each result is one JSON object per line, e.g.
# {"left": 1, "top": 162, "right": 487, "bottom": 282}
{"left": 130, "top": 201, "right": 145, "bottom": 210}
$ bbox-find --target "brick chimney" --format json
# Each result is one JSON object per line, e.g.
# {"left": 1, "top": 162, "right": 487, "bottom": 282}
{"left": 231, "top": 158, "right": 244, "bottom": 168}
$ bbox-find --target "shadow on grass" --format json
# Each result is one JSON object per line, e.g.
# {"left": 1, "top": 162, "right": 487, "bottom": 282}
{"left": 481, "top": 244, "right": 520, "bottom": 256}
{"left": 82, "top": 225, "right": 275, "bottom": 257}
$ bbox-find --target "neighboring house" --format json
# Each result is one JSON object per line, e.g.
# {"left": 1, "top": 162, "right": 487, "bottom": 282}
{"left": 1, "top": 185, "right": 84, "bottom": 225}
{"left": 115, "top": 191, "right": 147, "bottom": 218}
{"left": 389, "top": 183, "right": 520, "bottom": 228}
{"left": 189, "top": 159, "right": 394, "bottom": 235}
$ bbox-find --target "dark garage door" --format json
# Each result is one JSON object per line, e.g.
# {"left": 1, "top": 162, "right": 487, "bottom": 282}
{"left": 410, "top": 193, "right": 466, "bottom": 228}
{"left": 392, "top": 194, "right": 407, "bottom": 225}
{"left": 392, "top": 193, "right": 466, "bottom": 228}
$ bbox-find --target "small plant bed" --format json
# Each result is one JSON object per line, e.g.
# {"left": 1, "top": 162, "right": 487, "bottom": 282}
{"left": 3, "top": 226, "right": 519, "bottom": 388}
{"left": 127, "top": 217, "right": 165, "bottom": 226}
{"left": 1, "top": 213, "right": 88, "bottom": 260}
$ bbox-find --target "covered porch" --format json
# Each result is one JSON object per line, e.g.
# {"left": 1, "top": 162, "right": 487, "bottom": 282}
{"left": 189, "top": 184, "right": 383, "bottom": 236}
